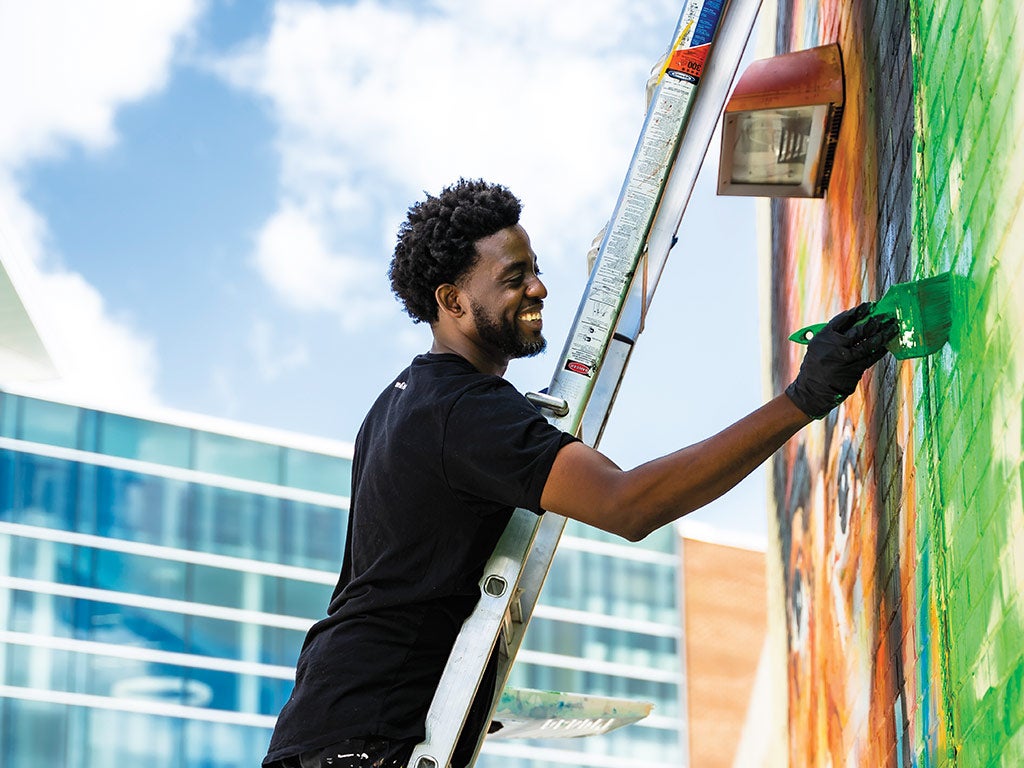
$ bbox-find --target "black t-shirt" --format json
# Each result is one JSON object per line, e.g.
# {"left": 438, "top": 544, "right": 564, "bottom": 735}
{"left": 264, "top": 353, "right": 577, "bottom": 764}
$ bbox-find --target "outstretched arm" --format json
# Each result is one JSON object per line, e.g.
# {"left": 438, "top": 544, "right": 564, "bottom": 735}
{"left": 540, "top": 302, "right": 896, "bottom": 541}
{"left": 540, "top": 394, "right": 809, "bottom": 541}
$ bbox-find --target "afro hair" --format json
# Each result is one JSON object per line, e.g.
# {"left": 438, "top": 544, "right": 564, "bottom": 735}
{"left": 388, "top": 178, "right": 522, "bottom": 323}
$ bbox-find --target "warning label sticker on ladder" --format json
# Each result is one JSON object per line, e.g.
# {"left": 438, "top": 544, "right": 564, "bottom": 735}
{"left": 668, "top": 43, "right": 711, "bottom": 84}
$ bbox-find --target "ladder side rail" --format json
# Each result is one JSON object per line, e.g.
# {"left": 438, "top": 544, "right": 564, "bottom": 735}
{"left": 482, "top": 340, "right": 630, "bottom": 684}
{"left": 458, "top": 335, "right": 632, "bottom": 767}
{"left": 483, "top": 0, "right": 756, "bottom": 665}
{"left": 642, "top": 0, "right": 765, "bottom": 311}
{"left": 587, "top": 0, "right": 765, "bottom": 447}
{"left": 460, "top": 513, "right": 570, "bottom": 764}
{"left": 580, "top": 333, "right": 636, "bottom": 457}
{"left": 406, "top": 508, "right": 541, "bottom": 768}
{"left": 410, "top": 2, "right": 741, "bottom": 765}
{"left": 535, "top": 0, "right": 728, "bottom": 437}
{"left": 447, "top": 49, "right": 738, "bottom": 768}
{"left": 475, "top": 0, "right": 767, "bottom": 756}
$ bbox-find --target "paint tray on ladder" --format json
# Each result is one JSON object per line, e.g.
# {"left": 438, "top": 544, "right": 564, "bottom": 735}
{"left": 486, "top": 687, "right": 654, "bottom": 740}
{"left": 788, "top": 272, "right": 952, "bottom": 359}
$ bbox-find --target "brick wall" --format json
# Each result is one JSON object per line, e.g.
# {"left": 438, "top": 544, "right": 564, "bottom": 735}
{"left": 680, "top": 535, "right": 766, "bottom": 765}
{"left": 765, "top": 0, "right": 1024, "bottom": 764}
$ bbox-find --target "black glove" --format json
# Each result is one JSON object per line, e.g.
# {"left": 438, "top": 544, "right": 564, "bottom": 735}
{"left": 785, "top": 302, "right": 898, "bottom": 419}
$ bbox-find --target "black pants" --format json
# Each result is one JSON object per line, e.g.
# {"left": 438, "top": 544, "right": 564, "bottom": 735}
{"left": 266, "top": 738, "right": 416, "bottom": 768}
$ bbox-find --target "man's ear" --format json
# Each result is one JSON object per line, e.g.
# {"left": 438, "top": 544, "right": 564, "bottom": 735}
{"left": 435, "top": 283, "right": 465, "bottom": 318}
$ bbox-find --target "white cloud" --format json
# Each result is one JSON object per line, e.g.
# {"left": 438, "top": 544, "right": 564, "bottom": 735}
{"left": 0, "top": 0, "right": 204, "bottom": 166}
{"left": 253, "top": 203, "right": 389, "bottom": 329}
{"left": 0, "top": 176, "right": 48, "bottom": 267}
{"left": 216, "top": 0, "right": 681, "bottom": 324}
{"left": 27, "top": 270, "right": 161, "bottom": 410}
{"left": 0, "top": 0, "right": 204, "bottom": 406}
{"left": 0, "top": 174, "right": 159, "bottom": 409}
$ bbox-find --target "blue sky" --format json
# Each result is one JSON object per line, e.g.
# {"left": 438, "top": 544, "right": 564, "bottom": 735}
{"left": 2, "top": 0, "right": 768, "bottom": 540}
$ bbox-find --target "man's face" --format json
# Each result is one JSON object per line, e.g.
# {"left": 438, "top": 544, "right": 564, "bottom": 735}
{"left": 460, "top": 224, "right": 548, "bottom": 362}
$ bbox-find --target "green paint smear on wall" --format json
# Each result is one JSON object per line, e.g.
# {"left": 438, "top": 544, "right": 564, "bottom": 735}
{"left": 910, "top": 0, "right": 1024, "bottom": 763}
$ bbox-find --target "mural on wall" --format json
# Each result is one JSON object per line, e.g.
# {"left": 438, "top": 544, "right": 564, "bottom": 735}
{"left": 770, "top": 0, "right": 917, "bottom": 763}
{"left": 768, "top": 0, "right": 1024, "bottom": 764}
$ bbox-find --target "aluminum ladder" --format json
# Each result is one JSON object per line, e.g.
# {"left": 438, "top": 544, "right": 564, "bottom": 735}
{"left": 407, "top": 1, "right": 762, "bottom": 764}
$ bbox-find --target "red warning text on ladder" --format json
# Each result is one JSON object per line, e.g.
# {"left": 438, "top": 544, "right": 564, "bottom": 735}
{"left": 667, "top": 43, "right": 711, "bottom": 84}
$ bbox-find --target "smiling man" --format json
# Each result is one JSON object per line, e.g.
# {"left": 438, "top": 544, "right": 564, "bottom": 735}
{"left": 263, "top": 179, "right": 896, "bottom": 768}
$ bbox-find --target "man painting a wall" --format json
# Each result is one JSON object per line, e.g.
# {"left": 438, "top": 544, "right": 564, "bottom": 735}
{"left": 262, "top": 178, "right": 896, "bottom": 768}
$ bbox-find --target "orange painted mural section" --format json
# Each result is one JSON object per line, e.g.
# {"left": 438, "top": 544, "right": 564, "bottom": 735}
{"left": 768, "top": 0, "right": 945, "bottom": 764}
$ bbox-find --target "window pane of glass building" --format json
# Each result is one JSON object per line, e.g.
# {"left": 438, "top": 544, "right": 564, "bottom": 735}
{"left": 13, "top": 396, "right": 81, "bottom": 449}
{"left": 283, "top": 448, "right": 351, "bottom": 497}
{"left": 97, "top": 412, "right": 192, "bottom": 468}
{"left": 194, "top": 431, "right": 281, "bottom": 485}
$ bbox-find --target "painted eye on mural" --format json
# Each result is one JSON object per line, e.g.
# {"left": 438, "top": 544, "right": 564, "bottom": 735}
{"left": 836, "top": 437, "right": 856, "bottom": 538}
{"left": 788, "top": 565, "right": 809, "bottom": 650}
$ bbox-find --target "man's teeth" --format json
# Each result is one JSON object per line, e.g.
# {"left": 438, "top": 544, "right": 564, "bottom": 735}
{"left": 519, "top": 312, "right": 542, "bottom": 321}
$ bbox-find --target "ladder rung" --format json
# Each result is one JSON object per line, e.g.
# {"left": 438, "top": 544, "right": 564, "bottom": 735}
{"left": 524, "top": 391, "right": 570, "bottom": 417}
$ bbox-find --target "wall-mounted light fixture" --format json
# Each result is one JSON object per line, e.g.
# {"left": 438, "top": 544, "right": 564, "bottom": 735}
{"left": 718, "top": 43, "right": 845, "bottom": 198}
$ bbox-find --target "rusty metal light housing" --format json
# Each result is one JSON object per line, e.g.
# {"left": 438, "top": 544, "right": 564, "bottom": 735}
{"left": 718, "top": 43, "right": 845, "bottom": 198}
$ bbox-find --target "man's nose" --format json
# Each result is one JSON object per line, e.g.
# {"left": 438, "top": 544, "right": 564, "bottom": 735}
{"left": 527, "top": 273, "right": 547, "bottom": 299}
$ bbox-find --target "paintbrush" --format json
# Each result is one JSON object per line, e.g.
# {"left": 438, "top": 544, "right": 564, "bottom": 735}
{"left": 789, "top": 272, "right": 952, "bottom": 359}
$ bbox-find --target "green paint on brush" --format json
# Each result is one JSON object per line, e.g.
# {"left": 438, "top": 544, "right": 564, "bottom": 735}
{"left": 788, "top": 272, "right": 952, "bottom": 359}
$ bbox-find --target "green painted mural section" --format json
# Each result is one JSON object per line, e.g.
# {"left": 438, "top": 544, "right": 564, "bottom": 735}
{"left": 911, "top": 0, "right": 1024, "bottom": 764}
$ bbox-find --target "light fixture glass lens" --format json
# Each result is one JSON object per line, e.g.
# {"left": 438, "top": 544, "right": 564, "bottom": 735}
{"left": 730, "top": 107, "right": 817, "bottom": 185}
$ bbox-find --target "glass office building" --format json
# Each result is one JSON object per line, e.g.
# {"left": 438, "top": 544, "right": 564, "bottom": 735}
{"left": 0, "top": 389, "right": 683, "bottom": 768}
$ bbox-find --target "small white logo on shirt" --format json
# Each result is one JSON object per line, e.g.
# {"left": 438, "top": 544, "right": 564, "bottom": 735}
{"left": 394, "top": 381, "right": 407, "bottom": 390}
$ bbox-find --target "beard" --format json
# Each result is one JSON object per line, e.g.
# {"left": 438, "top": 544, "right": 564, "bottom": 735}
{"left": 470, "top": 300, "right": 546, "bottom": 359}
